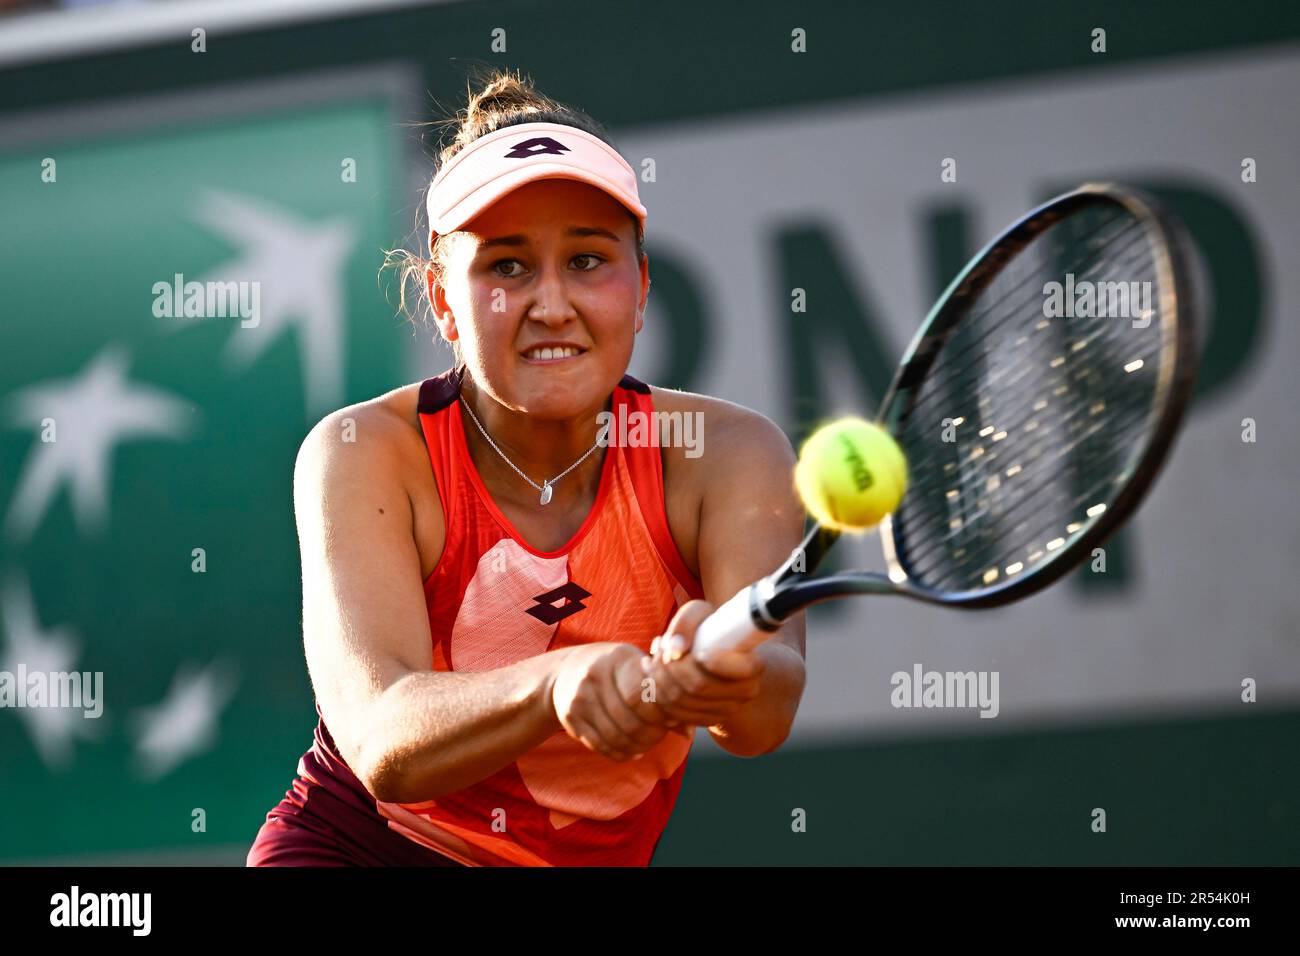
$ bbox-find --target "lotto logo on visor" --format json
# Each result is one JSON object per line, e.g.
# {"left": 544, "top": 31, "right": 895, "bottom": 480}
{"left": 424, "top": 121, "right": 647, "bottom": 241}
{"left": 503, "top": 136, "right": 570, "bottom": 159}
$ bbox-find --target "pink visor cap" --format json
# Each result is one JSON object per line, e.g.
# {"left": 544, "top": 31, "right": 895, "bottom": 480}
{"left": 424, "top": 121, "right": 647, "bottom": 249}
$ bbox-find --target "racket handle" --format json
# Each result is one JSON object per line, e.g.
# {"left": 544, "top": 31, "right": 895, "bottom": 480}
{"left": 691, "top": 585, "right": 779, "bottom": 662}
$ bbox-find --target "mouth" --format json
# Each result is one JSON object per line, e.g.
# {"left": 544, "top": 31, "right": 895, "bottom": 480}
{"left": 519, "top": 344, "right": 588, "bottom": 364}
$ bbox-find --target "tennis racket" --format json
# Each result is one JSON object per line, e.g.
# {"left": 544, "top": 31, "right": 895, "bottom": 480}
{"left": 690, "top": 182, "right": 1199, "bottom": 664}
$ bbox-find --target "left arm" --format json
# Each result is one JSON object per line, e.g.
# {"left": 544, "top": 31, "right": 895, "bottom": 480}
{"left": 691, "top": 408, "right": 808, "bottom": 756}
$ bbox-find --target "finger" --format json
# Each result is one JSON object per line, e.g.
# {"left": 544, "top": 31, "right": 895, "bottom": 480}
{"left": 626, "top": 694, "right": 672, "bottom": 731}
{"left": 654, "top": 691, "right": 760, "bottom": 725}
{"left": 619, "top": 657, "right": 676, "bottom": 728}
{"left": 661, "top": 655, "right": 765, "bottom": 701}
{"left": 636, "top": 655, "right": 675, "bottom": 723}
{"left": 644, "top": 663, "right": 750, "bottom": 720}
{"left": 695, "top": 647, "right": 768, "bottom": 681}
{"left": 577, "top": 704, "right": 638, "bottom": 761}
{"left": 641, "top": 656, "right": 715, "bottom": 719}
{"left": 599, "top": 679, "right": 664, "bottom": 746}
{"left": 596, "top": 675, "right": 669, "bottom": 755}
{"left": 642, "top": 664, "right": 759, "bottom": 727}
{"left": 616, "top": 654, "right": 657, "bottom": 707}
{"left": 610, "top": 664, "right": 689, "bottom": 738}
{"left": 656, "top": 704, "right": 741, "bottom": 726}
{"left": 564, "top": 715, "right": 613, "bottom": 758}
{"left": 653, "top": 692, "right": 755, "bottom": 724}
{"left": 659, "top": 600, "right": 715, "bottom": 662}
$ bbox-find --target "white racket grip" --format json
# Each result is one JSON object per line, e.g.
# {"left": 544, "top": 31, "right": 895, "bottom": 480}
{"left": 691, "top": 585, "right": 773, "bottom": 662}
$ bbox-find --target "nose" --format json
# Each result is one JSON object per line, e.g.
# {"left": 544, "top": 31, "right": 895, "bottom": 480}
{"left": 526, "top": 262, "right": 578, "bottom": 325}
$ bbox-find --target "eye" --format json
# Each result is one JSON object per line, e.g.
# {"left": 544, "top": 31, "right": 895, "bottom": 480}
{"left": 573, "top": 254, "right": 604, "bottom": 271}
{"left": 493, "top": 259, "right": 525, "bottom": 278}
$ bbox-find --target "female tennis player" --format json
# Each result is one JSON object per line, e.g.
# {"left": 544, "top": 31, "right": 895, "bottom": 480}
{"left": 246, "top": 69, "right": 807, "bottom": 867}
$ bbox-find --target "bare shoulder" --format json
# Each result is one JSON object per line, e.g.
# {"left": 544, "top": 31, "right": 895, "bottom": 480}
{"left": 648, "top": 385, "right": 796, "bottom": 582}
{"left": 299, "top": 382, "right": 437, "bottom": 507}
{"left": 298, "top": 382, "right": 427, "bottom": 477}
{"left": 294, "top": 381, "right": 446, "bottom": 578}
{"left": 648, "top": 384, "right": 794, "bottom": 469}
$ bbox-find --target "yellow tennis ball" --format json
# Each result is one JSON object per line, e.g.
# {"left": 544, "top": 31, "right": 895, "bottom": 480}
{"left": 794, "top": 417, "right": 908, "bottom": 531}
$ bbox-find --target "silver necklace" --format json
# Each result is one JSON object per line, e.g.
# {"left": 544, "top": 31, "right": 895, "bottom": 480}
{"left": 460, "top": 391, "right": 603, "bottom": 506}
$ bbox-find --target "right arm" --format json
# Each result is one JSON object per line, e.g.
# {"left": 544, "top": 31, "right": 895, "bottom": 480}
{"left": 295, "top": 407, "right": 666, "bottom": 805}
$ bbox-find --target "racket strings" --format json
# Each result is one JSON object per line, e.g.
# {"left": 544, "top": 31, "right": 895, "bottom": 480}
{"left": 903, "top": 408, "right": 1149, "bottom": 592}
{"left": 892, "top": 203, "right": 1164, "bottom": 592}
{"left": 904, "top": 343, "right": 1157, "bottom": 588}
{"left": 965, "top": 208, "right": 1143, "bottom": 352}
{"left": 898, "top": 273, "right": 1155, "bottom": 509}
{"left": 903, "top": 348, "right": 1152, "bottom": 558}
{"left": 899, "top": 337, "right": 1153, "bottom": 545}
{"left": 906, "top": 324, "right": 1156, "bottom": 582}
{"left": 897, "top": 234, "right": 1152, "bottom": 518}
{"left": 901, "top": 392, "right": 1157, "bottom": 585}
{"left": 900, "top": 212, "right": 1148, "bottom": 428}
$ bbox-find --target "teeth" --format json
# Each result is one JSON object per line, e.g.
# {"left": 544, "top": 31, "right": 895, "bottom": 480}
{"left": 526, "top": 346, "right": 581, "bottom": 360}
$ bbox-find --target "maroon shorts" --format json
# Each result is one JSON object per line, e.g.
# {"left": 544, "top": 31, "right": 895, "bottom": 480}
{"left": 251, "top": 712, "right": 470, "bottom": 867}
{"left": 247, "top": 780, "right": 464, "bottom": 868}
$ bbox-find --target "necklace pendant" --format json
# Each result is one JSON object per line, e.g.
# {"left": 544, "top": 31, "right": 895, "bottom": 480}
{"left": 539, "top": 481, "right": 553, "bottom": 506}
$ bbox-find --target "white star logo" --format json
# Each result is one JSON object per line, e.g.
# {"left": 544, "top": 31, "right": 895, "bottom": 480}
{"left": 0, "top": 574, "right": 104, "bottom": 771}
{"left": 130, "top": 660, "right": 238, "bottom": 781}
{"left": 176, "top": 190, "right": 356, "bottom": 418}
{"left": 4, "top": 346, "right": 197, "bottom": 544}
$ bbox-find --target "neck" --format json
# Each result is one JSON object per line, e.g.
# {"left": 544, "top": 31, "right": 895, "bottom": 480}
{"left": 459, "top": 375, "right": 612, "bottom": 506}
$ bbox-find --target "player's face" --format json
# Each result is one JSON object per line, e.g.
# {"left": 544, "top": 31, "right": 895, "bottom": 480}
{"left": 433, "top": 179, "right": 647, "bottom": 419}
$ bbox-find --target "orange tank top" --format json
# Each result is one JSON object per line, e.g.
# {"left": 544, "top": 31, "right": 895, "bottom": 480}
{"left": 375, "top": 365, "right": 706, "bottom": 866}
